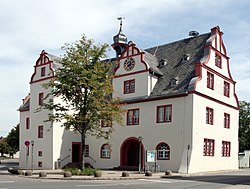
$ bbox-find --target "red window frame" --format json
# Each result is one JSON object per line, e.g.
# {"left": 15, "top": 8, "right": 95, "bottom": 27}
{"left": 38, "top": 125, "right": 43, "bottom": 138}
{"left": 222, "top": 141, "right": 230, "bottom": 157}
{"left": 207, "top": 72, "right": 214, "bottom": 90}
{"left": 38, "top": 92, "right": 44, "bottom": 106}
{"left": 124, "top": 79, "right": 135, "bottom": 94}
{"left": 215, "top": 54, "right": 222, "bottom": 68}
{"left": 203, "top": 138, "right": 215, "bottom": 156}
{"left": 224, "top": 113, "right": 230, "bottom": 129}
{"left": 41, "top": 67, "right": 46, "bottom": 77}
{"left": 100, "top": 143, "right": 111, "bottom": 159}
{"left": 206, "top": 107, "right": 214, "bottom": 125}
{"left": 224, "top": 81, "right": 230, "bottom": 97}
{"left": 85, "top": 145, "right": 89, "bottom": 157}
{"left": 156, "top": 105, "right": 172, "bottom": 123}
{"left": 26, "top": 117, "right": 30, "bottom": 129}
{"left": 127, "top": 108, "right": 140, "bottom": 126}
{"left": 156, "top": 142, "right": 170, "bottom": 160}
{"left": 101, "top": 120, "right": 111, "bottom": 127}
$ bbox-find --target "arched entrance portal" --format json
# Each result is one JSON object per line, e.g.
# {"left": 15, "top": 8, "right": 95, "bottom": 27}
{"left": 120, "top": 137, "right": 144, "bottom": 169}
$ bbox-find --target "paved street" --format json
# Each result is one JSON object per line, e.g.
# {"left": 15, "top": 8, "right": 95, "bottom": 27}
{"left": 0, "top": 169, "right": 250, "bottom": 189}
{"left": 1, "top": 159, "right": 250, "bottom": 189}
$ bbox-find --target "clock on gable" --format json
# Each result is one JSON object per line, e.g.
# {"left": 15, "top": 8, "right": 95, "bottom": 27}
{"left": 124, "top": 57, "right": 135, "bottom": 71}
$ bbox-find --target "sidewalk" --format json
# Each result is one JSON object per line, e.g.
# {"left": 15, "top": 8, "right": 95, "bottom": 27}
{"left": 26, "top": 170, "right": 166, "bottom": 180}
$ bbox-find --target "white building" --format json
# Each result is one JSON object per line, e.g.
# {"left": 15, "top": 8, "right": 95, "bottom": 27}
{"left": 19, "top": 25, "right": 239, "bottom": 173}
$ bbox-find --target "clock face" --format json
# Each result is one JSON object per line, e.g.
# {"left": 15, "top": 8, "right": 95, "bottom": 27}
{"left": 124, "top": 57, "right": 135, "bottom": 71}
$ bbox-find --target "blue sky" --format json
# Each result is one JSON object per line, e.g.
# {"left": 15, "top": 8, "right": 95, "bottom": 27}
{"left": 0, "top": 0, "right": 249, "bottom": 137}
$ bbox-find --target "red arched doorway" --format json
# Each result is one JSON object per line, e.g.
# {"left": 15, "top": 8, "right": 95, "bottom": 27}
{"left": 120, "top": 137, "right": 144, "bottom": 169}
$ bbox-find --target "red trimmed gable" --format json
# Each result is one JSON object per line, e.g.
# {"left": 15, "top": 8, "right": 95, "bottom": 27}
{"left": 30, "top": 50, "right": 55, "bottom": 84}
{"left": 114, "top": 41, "right": 148, "bottom": 77}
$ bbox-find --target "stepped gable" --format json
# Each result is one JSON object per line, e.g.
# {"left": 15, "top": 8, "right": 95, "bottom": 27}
{"left": 145, "top": 32, "right": 211, "bottom": 98}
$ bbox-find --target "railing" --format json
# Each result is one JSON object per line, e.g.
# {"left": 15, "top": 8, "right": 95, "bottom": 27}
{"left": 87, "top": 155, "right": 96, "bottom": 163}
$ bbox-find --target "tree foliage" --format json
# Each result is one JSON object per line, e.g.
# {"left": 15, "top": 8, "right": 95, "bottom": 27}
{"left": 239, "top": 101, "right": 250, "bottom": 152}
{"left": 0, "top": 124, "right": 19, "bottom": 157}
{"left": 0, "top": 141, "right": 10, "bottom": 157}
{"left": 44, "top": 35, "right": 125, "bottom": 170}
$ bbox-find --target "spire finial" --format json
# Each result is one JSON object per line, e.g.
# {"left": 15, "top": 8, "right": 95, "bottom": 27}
{"left": 117, "top": 16, "right": 125, "bottom": 33}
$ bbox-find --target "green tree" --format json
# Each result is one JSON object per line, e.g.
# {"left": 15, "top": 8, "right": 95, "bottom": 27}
{"left": 0, "top": 141, "right": 10, "bottom": 157}
{"left": 6, "top": 124, "right": 19, "bottom": 156}
{"left": 239, "top": 101, "right": 250, "bottom": 152}
{"left": 44, "top": 35, "right": 124, "bottom": 170}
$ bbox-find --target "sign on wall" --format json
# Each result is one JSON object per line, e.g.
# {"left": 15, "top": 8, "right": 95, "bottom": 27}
{"left": 146, "top": 150, "right": 156, "bottom": 162}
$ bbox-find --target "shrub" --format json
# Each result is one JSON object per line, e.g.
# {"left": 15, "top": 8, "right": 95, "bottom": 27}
{"left": 63, "top": 167, "right": 97, "bottom": 176}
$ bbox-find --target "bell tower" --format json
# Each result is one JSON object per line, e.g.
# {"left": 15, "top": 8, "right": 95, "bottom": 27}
{"left": 112, "top": 17, "right": 128, "bottom": 57}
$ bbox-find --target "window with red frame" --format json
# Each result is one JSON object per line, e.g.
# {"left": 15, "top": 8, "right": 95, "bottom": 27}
{"left": 224, "top": 81, "right": 230, "bottom": 97}
{"left": 38, "top": 93, "right": 44, "bottom": 106}
{"left": 156, "top": 142, "right": 170, "bottom": 160}
{"left": 85, "top": 145, "right": 89, "bottom": 157}
{"left": 124, "top": 79, "right": 135, "bottom": 94}
{"left": 26, "top": 117, "right": 30, "bottom": 129}
{"left": 224, "top": 113, "right": 230, "bottom": 128}
{"left": 215, "top": 54, "right": 222, "bottom": 68}
{"left": 157, "top": 105, "right": 172, "bottom": 123}
{"left": 206, "top": 107, "right": 214, "bottom": 125}
{"left": 222, "top": 141, "right": 230, "bottom": 157}
{"left": 207, "top": 72, "right": 214, "bottom": 89}
{"left": 101, "top": 119, "right": 111, "bottom": 127}
{"left": 41, "top": 67, "right": 46, "bottom": 77}
{"left": 100, "top": 144, "right": 110, "bottom": 158}
{"left": 203, "top": 139, "right": 215, "bottom": 156}
{"left": 127, "top": 109, "right": 139, "bottom": 125}
{"left": 38, "top": 125, "right": 43, "bottom": 138}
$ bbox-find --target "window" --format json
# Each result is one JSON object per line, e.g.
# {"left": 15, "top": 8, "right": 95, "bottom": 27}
{"left": 38, "top": 93, "right": 44, "bottom": 106}
{"left": 100, "top": 144, "right": 110, "bottom": 158}
{"left": 127, "top": 109, "right": 139, "bottom": 125}
{"left": 38, "top": 125, "right": 43, "bottom": 138}
{"left": 38, "top": 151, "right": 43, "bottom": 157}
{"left": 157, "top": 105, "right": 172, "bottom": 123}
{"left": 124, "top": 79, "right": 135, "bottom": 94}
{"left": 203, "top": 139, "right": 215, "bottom": 156}
{"left": 215, "top": 54, "right": 222, "bottom": 68}
{"left": 85, "top": 145, "right": 89, "bottom": 157}
{"left": 26, "top": 117, "right": 30, "bottom": 129}
{"left": 101, "top": 119, "right": 111, "bottom": 127}
{"left": 207, "top": 72, "right": 214, "bottom": 90}
{"left": 41, "top": 67, "right": 46, "bottom": 77}
{"left": 222, "top": 141, "right": 230, "bottom": 157}
{"left": 224, "top": 113, "right": 230, "bottom": 129}
{"left": 38, "top": 162, "right": 43, "bottom": 167}
{"left": 206, "top": 107, "right": 214, "bottom": 125}
{"left": 224, "top": 81, "right": 230, "bottom": 97}
{"left": 156, "top": 142, "right": 170, "bottom": 160}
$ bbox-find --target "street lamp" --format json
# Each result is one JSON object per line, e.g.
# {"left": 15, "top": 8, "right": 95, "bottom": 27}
{"left": 31, "top": 140, "right": 34, "bottom": 171}
{"left": 138, "top": 136, "right": 142, "bottom": 174}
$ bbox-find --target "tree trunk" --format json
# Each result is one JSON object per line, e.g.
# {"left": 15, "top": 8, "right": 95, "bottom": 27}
{"left": 81, "top": 132, "right": 86, "bottom": 171}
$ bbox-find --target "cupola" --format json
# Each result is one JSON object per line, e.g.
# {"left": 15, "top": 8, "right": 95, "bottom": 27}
{"left": 112, "top": 17, "right": 128, "bottom": 57}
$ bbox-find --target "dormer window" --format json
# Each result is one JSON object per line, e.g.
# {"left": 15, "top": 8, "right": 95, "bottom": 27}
{"left": 159, "top": 59, "right": 167, "bottom": 68}
{"left": 170, "top": 77, "right": 179, "bottom": 86}
{"left": 182, "top": 54, "right": 190, "bottom": 61}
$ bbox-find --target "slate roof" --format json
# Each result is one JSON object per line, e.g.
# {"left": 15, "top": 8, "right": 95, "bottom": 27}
{"left": 144, "top": 32, "right": 211, "bottom": 98}
{"left": 19, "top": 96, "right": 30, "bottom": 112}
